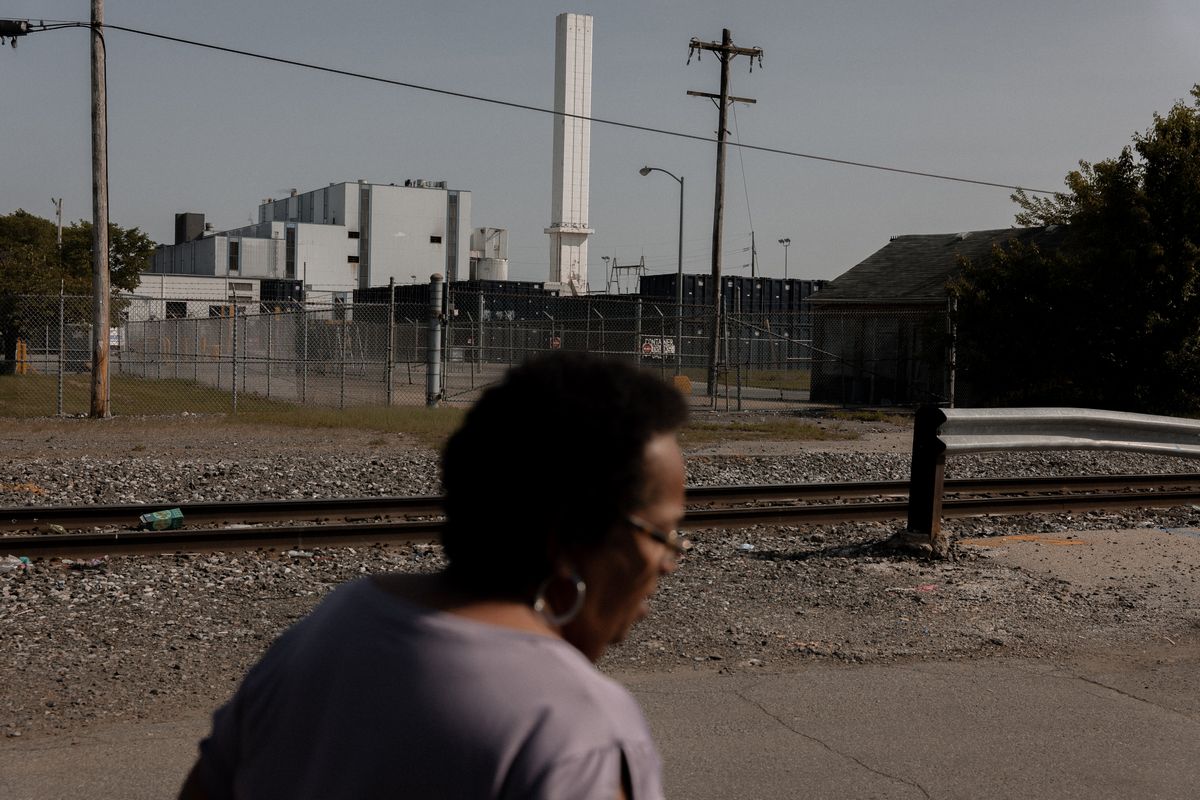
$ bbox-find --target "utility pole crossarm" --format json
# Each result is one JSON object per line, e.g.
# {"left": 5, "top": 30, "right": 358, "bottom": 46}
{"left": 686, "top": 90, "right": 756, "bottom": 104}
{"left": 689, "top": 38, "right": 764, "bottom": 60}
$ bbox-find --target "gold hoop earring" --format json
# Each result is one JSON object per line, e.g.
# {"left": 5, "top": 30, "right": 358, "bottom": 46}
{"left": 532, "top": 572, "right": 586, "bottom": 627}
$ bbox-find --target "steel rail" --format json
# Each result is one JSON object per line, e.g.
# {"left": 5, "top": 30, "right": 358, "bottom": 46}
{"left": 7, "top": 486, "right": 1200, "bottom": 559}
{"left": 6, "top": 473, "right": 1200, "bottom": 533}
{"left": 0, "top": 495, "right": 445, "bottom": 532}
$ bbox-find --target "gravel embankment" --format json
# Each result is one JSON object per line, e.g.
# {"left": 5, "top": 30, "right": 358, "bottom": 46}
{"left": 2, "top": 418, "right": 1199, "bottom": 740}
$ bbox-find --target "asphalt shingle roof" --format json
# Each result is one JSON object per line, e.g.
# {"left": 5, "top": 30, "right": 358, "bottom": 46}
{"left": 812, "top": 227, "right": 1061, "bottom": 303}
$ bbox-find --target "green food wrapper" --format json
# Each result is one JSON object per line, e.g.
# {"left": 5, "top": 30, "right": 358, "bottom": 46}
{"left": 139, "top": 508, "right": 184, "bottom": 530}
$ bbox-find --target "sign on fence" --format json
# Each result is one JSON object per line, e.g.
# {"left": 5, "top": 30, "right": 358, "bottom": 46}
{"left": 641, "top": 338, "right": 675, "bottom": 359}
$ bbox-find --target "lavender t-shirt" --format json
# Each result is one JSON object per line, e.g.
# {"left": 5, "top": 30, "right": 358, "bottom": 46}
{"left": 197, "top": 577, "right": 664, "bottom": 799}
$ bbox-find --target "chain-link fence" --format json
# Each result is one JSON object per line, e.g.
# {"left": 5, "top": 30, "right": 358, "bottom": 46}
{"left": 0, "top": 292, "right": 950, "bottom": 417}
{"left": 807, "top": 305, "right": 953, "bottom": 407}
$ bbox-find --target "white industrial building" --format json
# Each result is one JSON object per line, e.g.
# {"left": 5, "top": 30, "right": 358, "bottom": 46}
{"left": 123, "top": 273, "right": 274, "bottom": 320}
{"left": 147, "top": 180, "right": 487, "bottom": 303}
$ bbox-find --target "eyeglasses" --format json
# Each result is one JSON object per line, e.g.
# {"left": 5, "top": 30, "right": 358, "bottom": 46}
{"left": 626, "top": 515, "right": 691, "bottom": 558}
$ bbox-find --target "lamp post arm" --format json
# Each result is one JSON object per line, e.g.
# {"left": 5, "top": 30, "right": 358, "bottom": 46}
{"left": 640, "top": 165, "right": 686, "bottom": 374}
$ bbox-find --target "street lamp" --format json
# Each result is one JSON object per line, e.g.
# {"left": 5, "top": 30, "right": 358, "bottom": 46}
{"left": 778, "top": 238, "right": 791, "bottom": 280}
{"left": 639, "top": 166, "right": 684, "bottom": 374}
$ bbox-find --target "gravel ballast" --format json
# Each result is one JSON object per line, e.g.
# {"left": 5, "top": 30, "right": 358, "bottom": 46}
{"left": 2, "top": 415, "right": 1199, "bottom": 740}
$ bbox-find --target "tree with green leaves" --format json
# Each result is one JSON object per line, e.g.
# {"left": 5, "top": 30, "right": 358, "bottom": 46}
{"left": 0, "top": 210, "right": 153, "bottom": 374}
{"left": 952, "top": 85, "right": 1200, "bottom": 413}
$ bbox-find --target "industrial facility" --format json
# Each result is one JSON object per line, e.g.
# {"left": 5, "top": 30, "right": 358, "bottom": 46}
{"left": 122, "top": 10, "right": 828, "bottom": 382}
{"left": 142, "top": 179, "right": 493, "bottom": 307}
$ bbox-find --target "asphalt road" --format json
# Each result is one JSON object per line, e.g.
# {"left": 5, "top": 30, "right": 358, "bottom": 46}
{"left": 4, "top": 647, "right": 1197, "bottom": 800}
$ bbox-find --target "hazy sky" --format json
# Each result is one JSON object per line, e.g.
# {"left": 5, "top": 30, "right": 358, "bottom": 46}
{"left": 2, "top": 1, "right": 1198, "bottom": 286}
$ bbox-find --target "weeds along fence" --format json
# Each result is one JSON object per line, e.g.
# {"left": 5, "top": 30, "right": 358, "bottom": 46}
{"left": 0, "top": 292, "right": 949, "bottom": 416}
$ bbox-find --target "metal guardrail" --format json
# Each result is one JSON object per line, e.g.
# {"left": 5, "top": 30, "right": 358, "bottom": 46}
{"left": 906, "top": 406, "right": 1200, "bottom": 554}
{"left": 938, "top": 407, "right": 1200, "bottom": 457}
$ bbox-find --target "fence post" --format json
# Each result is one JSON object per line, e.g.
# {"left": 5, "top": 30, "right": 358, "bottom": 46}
{"left": 468, "top": 310, "right": 475, "bottom": 390}
{"left": 386, "top": 278, "right": 395, "bottom": 407}
{"left": 215, "top": 315, "right": 222, "bottom": 392}
{"left": 266, "top": 312, "right": 273, "bottom": 398}
{"left": 721, "top": 301, "right": 731, "bottom": 410}
{"left": 477, "top": 292, "right": 484, "bottom": 367}
{"left": 635, "top": 298, "right": 643, "bottom": 365}
{"left": 57, "top": 287, "right": 64, "bottom": 417}
{"left": 231, "top": 309, "right": 239, "bottom": 414}
{"left": 656, "top": 305, "right": 666, "bottom": 379}
{"left": 193, "top": 319, "right": 199, "bottom": 383}
{"left": 145, "top": 316, "right": 152, "bottom": 383}
{"left": 339, "top": 318, "right": 347, "bottom": 410}
{"left": 729, "top": 321, "right": 739, "bottom": 410}
{"left": 426, "top": 274, "right": 444, "bottom": 407}
{"left": 734, "top": 296, "right": 742, "bottom": 411}
{"left": 947, "top": 296, "right": 957, "bottom": 408}
{"left": 413, "top": 316, "right": 420, "bottom": 380}
{"left": 906, "top": 404, "right": 948, "bottom": 554}
{"left": 301, "top": 307, "right": 309, "bottom": 406}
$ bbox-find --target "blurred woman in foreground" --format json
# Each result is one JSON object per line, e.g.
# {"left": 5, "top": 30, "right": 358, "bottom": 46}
{"left": 180, "top": 353, "right": 689, "bottom": 799}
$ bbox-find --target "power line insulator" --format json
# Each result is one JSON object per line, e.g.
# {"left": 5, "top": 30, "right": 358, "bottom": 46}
{"left": 0, "top": 19, "right": 30, "bottom": 36}
{"left": 0, "top": 19, "right": 29, "bottom": 48}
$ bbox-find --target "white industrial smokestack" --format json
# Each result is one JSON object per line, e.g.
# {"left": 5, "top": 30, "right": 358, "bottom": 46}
{"left": 544, "top": 12, "right": 593, "bottom": 296}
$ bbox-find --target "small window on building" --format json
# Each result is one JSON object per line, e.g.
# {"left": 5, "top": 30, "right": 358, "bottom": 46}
{"left": 228, "top": 240, "right": 240, "bottom": 273}
{"left": 347, "top": 255, "right": 360, "bottom": 264}
{"left": 430, "top": 235, "right": 442, "bottom": 244}
{"left": 166, "top": 301, "right": 187, "bottom": 319}
{"left": 348, "top": 231, "right": 360, "bottom": 239}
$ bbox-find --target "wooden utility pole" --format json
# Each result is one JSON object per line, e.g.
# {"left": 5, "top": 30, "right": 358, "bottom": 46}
{"left": 687, "top": 29, "right": 762, "bottom": 399}
{"left": 90, "top": 0, "right": 110, "bottom": 417}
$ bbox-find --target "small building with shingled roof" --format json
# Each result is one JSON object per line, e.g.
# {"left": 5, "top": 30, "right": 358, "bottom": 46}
{"left": 808, "top": 226, "right": 1062, "bottom": 405}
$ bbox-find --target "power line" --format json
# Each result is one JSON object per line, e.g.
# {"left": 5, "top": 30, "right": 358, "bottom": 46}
{"left": 729, "top": 75, "right": 756, "bottom": 235}
{"left": 27, "top": 20, "right": 1060, "bottom": 196}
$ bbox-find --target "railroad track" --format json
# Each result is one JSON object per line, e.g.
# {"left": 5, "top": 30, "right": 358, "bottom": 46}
{"left": 4, "top": 473, "right": 1200, "bottom": 558}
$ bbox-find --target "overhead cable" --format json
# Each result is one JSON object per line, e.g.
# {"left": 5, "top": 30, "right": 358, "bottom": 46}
{"left": 34, "top": 21, "right": 1059, "bottom": 195}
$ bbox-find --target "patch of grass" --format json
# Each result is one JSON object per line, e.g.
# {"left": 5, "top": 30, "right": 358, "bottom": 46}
{"left": 231, "top": 406, "right": 465, "bottom": 448}
{"left": 0, "top": 374, "right": 464, "bottom": 447}
{"left": 680, "top": 418, "right": 857, "bottom": 444}
{"left": 827, "top": 409, "right": 911, "bottom": 426}
{"left": 679, "top": 367, "right": 811, "bottom": 392}
{"left": 0, "top": 374, "right": 294, "bottom": 417}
